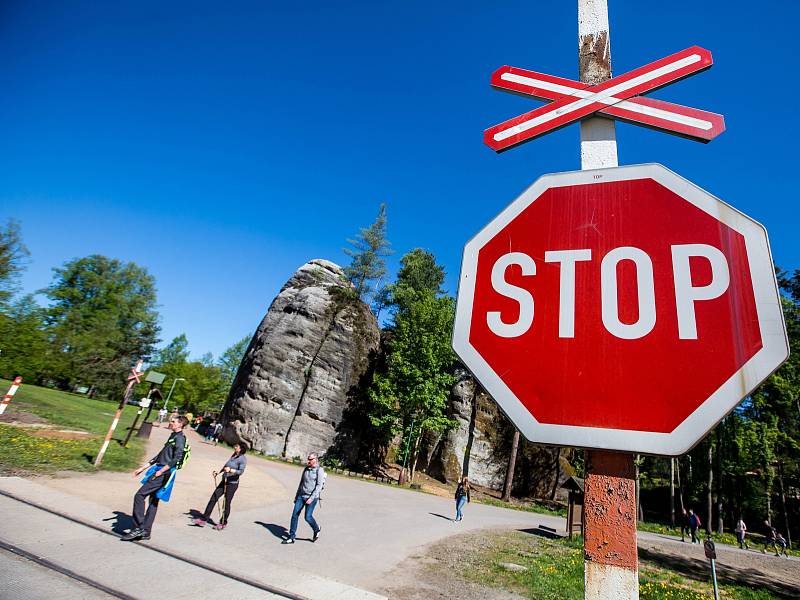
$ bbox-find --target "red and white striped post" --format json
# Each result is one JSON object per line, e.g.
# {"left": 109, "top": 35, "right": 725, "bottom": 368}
{"left": 0, "top": 376, "right": 23, "bottom": 416}
{"left": 578, "top": 1, "right": 638, "bottom": 598}
{"left": 94, "top": 360, "right": 143, "bottom": 467}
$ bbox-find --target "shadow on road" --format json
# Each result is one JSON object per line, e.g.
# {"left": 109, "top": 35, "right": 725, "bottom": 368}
{"left": 255, "top": 521, "right": 288, "bottom": 539}
{"left": 517, "top": 526, "right": 562, "bottom": 539}
{"left": 428, "top": 513, "right": 453, "bottom": 522}
{"left": 638, "top": 546, "right": 798, "bottom": 599}
{"left": 103, "top": 511, "right": 134, "bottom": 534}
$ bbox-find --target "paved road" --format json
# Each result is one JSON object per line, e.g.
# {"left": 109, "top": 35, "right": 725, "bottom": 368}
{"left": 0, "top": 426, "right": 549, "bottom": 599}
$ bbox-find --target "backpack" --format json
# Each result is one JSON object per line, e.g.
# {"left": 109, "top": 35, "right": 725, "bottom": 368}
{"left": 315, "top": 466, "right": 326, "bottom": 501}
{"left": 167, "top": 434, "right": 191, "bottom": 470}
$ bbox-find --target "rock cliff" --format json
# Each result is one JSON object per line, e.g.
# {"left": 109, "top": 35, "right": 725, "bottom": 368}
{"left": 222, "top": 259, "right": 380, "bottom": 459}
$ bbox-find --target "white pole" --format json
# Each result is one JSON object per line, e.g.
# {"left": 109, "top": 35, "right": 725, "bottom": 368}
{"left": 579, "top": 0, "right": 618, "bottom": 170}
{"left": 162, "top": 377, "right": 185, "bottom": 411}
{"left": 579, "top": 2, "right": 637, "bottom": 600}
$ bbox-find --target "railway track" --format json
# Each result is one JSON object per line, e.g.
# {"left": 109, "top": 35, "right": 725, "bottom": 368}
{"left": 0, "top": 488, "right": 310, "bottom": 600}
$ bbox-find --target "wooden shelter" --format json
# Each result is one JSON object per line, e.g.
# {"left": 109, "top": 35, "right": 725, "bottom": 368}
{"left": 561, "top": 476, "right": 584, "bottom": 539}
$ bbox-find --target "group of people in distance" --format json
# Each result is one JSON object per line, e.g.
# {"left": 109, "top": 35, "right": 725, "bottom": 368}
{"left": 117, "top": 415, "right": 475, "bottom": 543}
{"left": 680, "top": 508, "right": 789, "bottom": 557}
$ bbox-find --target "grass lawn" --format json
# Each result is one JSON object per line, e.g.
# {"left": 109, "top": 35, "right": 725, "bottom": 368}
{"left": 0, "top": 378, "right": 146, "bottom": 474}
{"left": 457, "top": 531, "right": 782, "bottom": 600}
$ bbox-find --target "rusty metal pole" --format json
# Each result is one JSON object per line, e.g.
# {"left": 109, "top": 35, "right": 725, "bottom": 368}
{"left": 579, "top": 1, "right": 638, "bottom": 598}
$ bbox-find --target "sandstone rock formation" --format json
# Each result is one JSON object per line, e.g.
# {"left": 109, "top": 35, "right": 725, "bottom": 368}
{"left": 222, "top": 259, "right": 380, "bottom": 460}
{"left": 422, "top": 369, "right": 508, "bottom": 490}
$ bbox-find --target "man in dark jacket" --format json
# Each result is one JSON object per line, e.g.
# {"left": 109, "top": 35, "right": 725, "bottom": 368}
{"left": 121, "top": 415, "right": 188, "bottom": 541}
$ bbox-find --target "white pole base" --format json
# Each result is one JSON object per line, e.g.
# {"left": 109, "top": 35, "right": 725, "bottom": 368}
{"left": 585, "top": 561, "right": 638, "bottom": 600}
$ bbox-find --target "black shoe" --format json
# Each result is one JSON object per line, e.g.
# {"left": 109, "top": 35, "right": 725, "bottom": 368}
{"left": 313, "top": 528, "right": 321, "bottom": 542}
{"left": 281, "top": 537, "right": 295, "bottom": 544}
{"left": 121, "top": 528, "right": 146, "bottom": 541}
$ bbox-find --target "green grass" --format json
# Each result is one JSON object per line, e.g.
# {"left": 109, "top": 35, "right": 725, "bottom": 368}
{"left": 456, "top": 532, "right": 782, "bottom": 600}
{"left": 0, "top": 378, "right": 146, "bottom": 473}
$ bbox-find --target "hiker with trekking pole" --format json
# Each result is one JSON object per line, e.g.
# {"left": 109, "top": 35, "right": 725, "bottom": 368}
{"left": 193, "top": 442, "right": 247, "bottom": 530}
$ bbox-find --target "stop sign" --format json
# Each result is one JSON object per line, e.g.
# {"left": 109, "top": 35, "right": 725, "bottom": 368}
{"left": 453, "top": 164, "right": 788, "bottom": 455}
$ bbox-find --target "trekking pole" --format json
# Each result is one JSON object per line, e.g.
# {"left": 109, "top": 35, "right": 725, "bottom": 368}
{"left": 213, "top": 472, "right": 225, "bottom": 524}
{"left": 219, "top": 477, "right": 228, "bottom": 529}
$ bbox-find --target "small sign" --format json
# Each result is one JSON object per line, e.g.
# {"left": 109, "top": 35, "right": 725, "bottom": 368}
{"left": 139, "top": 398, "right": 151, "bottom": 408}
{"left": 704, "top": 539, "right": 716, "bottom": 560}
{"left": 145, "top": 371, "right": 166, "bottom": 385}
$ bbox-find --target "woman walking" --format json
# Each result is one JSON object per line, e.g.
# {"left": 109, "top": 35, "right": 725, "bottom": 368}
{"left": 193, "top": 443, "right": 247, "bottom": 530}
{"left": 454, "top": 476, "right": 470, "bottom": 522}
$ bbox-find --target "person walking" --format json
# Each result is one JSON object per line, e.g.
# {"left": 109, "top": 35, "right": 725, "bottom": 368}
{"left": 212, "top": 422, "right": 223, "bottom": 446}
{"left": 688, "top": 509, "right": 701, "bottom": 544}
{"left": 762, "top": 521, "right": 778, "bottom": 554}
{"left": 735, "top": 517, "right": 749, "bottom": 550}
{"left": 204, "top": 420, "right": 217, "bottom": 442}
{"left": 454, "top": 476, "right": 471, "bottom": 522}
{"left": 157, "top": 407, "right": 167, "bottom": 425}
{"left": 774, "top": 532, "right": 789, "bottom": 557}
{"left": 193, "top": 443, "right": 247, "bottom": 530}
{"left": 122, "top": 415, "right": 188, "bottom": 541}
{"left": 680, "top": 508, "right": 689, "bottom": 542}
{"left": 282, "top": 453, "right": 325, "bottom": 544}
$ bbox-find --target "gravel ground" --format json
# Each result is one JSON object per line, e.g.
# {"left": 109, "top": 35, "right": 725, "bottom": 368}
{"left": 381, "top": 530, "right": 527, "bottom": 600}
{"left": 382, "top": 528, "right": 800, "bottom": 600}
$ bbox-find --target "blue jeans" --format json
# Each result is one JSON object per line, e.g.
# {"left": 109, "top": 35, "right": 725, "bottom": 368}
{"left": 455, "top": 496, "right": 467, "bottom": 521}
{"left": 289, "top": 496, "right": 319, "bottom": 539}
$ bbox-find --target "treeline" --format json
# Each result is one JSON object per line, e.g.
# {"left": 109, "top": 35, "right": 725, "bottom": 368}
{"left": 342, "top": 207, "right": 800, "bottom": 542}
{"left": 0, "top": 220, "right": 248, "bottom": 413}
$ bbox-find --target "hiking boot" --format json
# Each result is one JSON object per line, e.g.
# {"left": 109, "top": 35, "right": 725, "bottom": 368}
{"left": 281, "top": 537, "right": 295, "bottom": 544}
{"left": 121, "top": 528, "right": 146, "bottom": 541}
{"left": 312, "top": 528, "right": 321, "bottom": 542}
{"left": 192, "top": 518, "right": 206, "bottom": 527}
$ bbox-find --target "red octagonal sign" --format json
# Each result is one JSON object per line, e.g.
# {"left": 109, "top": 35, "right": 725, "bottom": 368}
{"left": 453, "top": 164, "right": 788, "bottom": 455}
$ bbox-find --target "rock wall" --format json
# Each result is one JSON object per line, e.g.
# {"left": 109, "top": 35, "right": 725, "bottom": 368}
{"left": 423, "top": 369, "right": 507, "bottom": 490}
{"left": 222, "top": 259, "right": 380, "bottom": 460}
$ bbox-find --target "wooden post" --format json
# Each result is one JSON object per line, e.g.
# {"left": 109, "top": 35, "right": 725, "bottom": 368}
{"left": 502, "top": 429, "right": 520, "bottom": 502}
{"left": 579, "top": 1, "right": 637, "bottom": 598}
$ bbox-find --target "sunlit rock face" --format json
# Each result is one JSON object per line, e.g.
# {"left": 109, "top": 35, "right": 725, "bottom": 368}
{"left": 222, "top": 259, "right": 380, "bottom": 460}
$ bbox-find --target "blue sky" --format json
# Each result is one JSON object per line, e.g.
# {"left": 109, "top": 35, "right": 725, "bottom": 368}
{"left": 2, "top": 1, "right": 797, "bottom": 360}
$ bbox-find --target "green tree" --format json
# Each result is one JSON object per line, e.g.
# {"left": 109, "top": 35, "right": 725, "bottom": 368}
{"left": 343, "top": 204, "right": 392, "bottom": 306}
{"left": 43, "top": 255, "right": 160, "bottom": 397}
{"left": 217, "top": 334, "right": 250, "bottom": 385}
{"left": 154, "top": 334, "right": 190, "bottom": 366}
{"left": 0, "top": 219, "right": 29, "bottom": 306}
{"left": 385, "top": 248, "right": 445, "bottom": 312}
{"left": 368, "top": 250, "right": 457, "bottom": 480}
{"left": 0, "top": 295, "right": 49, "bottom": 381}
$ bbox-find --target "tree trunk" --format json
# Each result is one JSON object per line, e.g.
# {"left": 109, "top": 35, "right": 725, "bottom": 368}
{"left": 707, "top": 442, "right": 713, "bottom": 535}
{"left": 670, "top": 458, "right": 676, "bottom": 527}
{"left": 676, "top": 458, "right": 685, "bottom": 513}
{"left": 550, "top": 447, "right": 562, "bottom": 500}
{"left": 410, "top": 428, "right": 424, "bottom": 482}
{"left": 778, "top": 461, "right": 791, "bottom": 548}
{"left": 716, "top": 425, "right": 724, "bottom": 534}
{"left": 502, "top": 429, "right": 520, "bottom": 502}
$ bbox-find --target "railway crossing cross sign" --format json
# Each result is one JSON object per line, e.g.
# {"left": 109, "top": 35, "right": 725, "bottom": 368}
{"left": 485, "top": 46, "right": 726, "bottom": 152}
{"left": 452, "top": 164, "right": 788, "bottom": 455}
